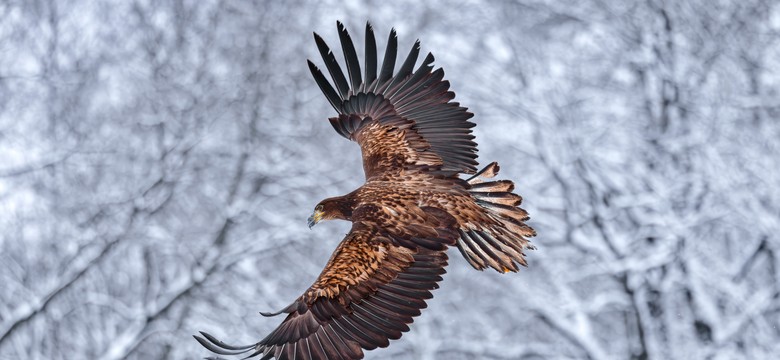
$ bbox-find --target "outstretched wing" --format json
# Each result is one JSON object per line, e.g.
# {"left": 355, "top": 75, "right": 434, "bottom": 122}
{"left": 196, "top": 220, "right": 455, "bottom": 360}
{"left": 308, "top": 21, "right": 478, "bottom": 179}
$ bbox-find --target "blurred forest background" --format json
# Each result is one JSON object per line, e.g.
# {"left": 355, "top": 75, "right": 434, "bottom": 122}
{"left": 1, "top": 0, "right": 779, "bottom": 359}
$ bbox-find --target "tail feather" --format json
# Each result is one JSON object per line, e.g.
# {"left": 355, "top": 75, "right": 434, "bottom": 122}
{"left": 455, "top": 231, "right": 488, "bottom": 270}
{"left": 479, "top": 229, "right": 525, "bottom": 261}
{"left": 469, "top": 180, "right": 514, "bottom": 192}
{"left": 471, "top": 192, "right": 522, "bottom": 206}
{"left": 465, "top": 161, "right": 500, "bottom": 182}
{"left": 475, "top": 200, "right": 529, "bottom": 223}
{"left": 457, "top": 162, "right": 536, "bottom": 273}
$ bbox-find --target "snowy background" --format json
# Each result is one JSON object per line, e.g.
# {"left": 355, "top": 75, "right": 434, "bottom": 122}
{"left": 1, "top": 0, "right": 779, "bottom": 359}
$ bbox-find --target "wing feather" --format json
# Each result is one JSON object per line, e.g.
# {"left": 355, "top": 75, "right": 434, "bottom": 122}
{"left": 314, "top": 33, "right": 350, "bottom": 100}
{"left": 197, "top": 220, "right": 452, "bottom": 359}
{"left": 364, "top": 23, "right": 378, "bottom": 86}
{"left": 308, "top": 22, "right": 478, "bottom": 178}
{"left": 379, "top": 40, "right": 420, "bottom": 94}
{"left": 308, "top": 61, "right": 343, "bottom": 113}
{"left": 337, "top": 21, "right": 362, "bottom": 92}
{"left": 377, "top": 28, "right": 397, "bottom": 86}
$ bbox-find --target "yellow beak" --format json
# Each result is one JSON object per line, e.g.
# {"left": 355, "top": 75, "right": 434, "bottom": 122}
{"left": 307, "top": 210, "right": 324, "bottom": 229}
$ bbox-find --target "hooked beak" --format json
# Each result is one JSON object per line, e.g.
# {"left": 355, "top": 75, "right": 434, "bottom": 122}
{"left": 308, "top": 210, "right": 323, "bottom": 229}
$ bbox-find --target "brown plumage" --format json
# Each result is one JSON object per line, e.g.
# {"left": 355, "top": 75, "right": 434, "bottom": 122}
{"left": 196, "top": 21, "right": 536, "bottom": 359}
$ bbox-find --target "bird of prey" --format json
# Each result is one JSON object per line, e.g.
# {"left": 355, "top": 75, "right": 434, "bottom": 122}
{"left": 196, "top": 21, "right": 536, "bottom": 360}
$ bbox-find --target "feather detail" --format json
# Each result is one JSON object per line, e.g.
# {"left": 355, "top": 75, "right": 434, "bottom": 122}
{"left": 197, "top": 220, "right": 451, "bottom": 359}
{"left": 308, "top": 22, "right": 479, "bottom": 178}
{"left": 453, "top": 162, "right": 536, "bottom": 273}
{"left": 337, "top": 21, "right": 362, "bottom": 93}
{"left": 364, "top": 22, "right": 378, "bottom": 87}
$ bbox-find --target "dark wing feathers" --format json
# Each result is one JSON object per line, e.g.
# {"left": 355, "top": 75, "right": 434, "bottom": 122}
{"left": 308, "top": 61, "right": 342, "bottom": 112}
{"left": 314, "top": 33, "right": 350, "bottom": 101}
{"left": 377, "top": 28, "right": 397, "bottom": 86}
{"left": 364, "top": 23, "right": 377, "bottom": 86}
{"left": 196, "top": 221, "right": 452, "bottom": 359}
{"left": 337, "top": 21, "right": 362, "bottom": 92}
{"left": 309, "top": 22, "right": 478, "bottom": 178}
{"left": 385, "top": 52, "right": 435, "bottom": 104}
{"left": 376, "top": 40, "right": 419, "bottom": 95}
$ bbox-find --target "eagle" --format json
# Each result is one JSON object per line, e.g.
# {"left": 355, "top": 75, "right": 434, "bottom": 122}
{"left": 195, "top": 21, "right": 536, "bottom": 360}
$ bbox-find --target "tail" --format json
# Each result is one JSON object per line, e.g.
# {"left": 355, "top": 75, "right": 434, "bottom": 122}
{"left": 456, "top": 162, "right": 536, "bottom": 273}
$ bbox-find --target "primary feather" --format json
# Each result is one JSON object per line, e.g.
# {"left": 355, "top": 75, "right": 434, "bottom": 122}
{"left": 308, "top": 22, "right": 478, "bottom": 177}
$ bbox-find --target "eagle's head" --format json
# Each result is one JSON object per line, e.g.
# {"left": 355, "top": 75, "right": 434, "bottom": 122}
{"left": 308, "top": 196, "right": 354, "bottom": 228}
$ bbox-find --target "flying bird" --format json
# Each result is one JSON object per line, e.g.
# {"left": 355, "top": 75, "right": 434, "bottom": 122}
{"left": 196, "top": 21, "right": 536, "bottom": 360}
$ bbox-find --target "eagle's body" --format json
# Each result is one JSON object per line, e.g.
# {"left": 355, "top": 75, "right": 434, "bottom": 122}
{"left": 196, "top": 22, "right": 536, "bottom": 360}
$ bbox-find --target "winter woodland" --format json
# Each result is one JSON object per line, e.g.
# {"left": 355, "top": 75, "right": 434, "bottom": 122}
{"left": 1, "top": 0, "right": 779, "bottom": 359}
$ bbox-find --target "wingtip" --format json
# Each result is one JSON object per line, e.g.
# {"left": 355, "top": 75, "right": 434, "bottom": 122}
{"left": 259, "top": 303, "right": 293, "bottom": 317}
{"left": 313, "top": 32, "right": 331, "bottom": 51}
{"left": 306, "top": 59, "right": 319, "bottom": 71}
{"left": 259, "top": 310, "right": 282, "bottom": 317}
{"left": 424, "top": 52, "right": 435, "bottom": 64}
{"left": 313, "top": 32, "right": 327, "bottom": 48}
{"left": 193, "top": 334, "right": 215, "bottom": 352}
{"left": 337, "top": 20, "right": 347, "bottom": 33}
{"left": 197, "top": 331, "right": 256, "bottom": 353}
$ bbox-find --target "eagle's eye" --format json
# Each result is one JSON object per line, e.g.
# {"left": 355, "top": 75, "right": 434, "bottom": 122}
{"left": 316, "top": 204, "right": 324, "bottom": 211}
